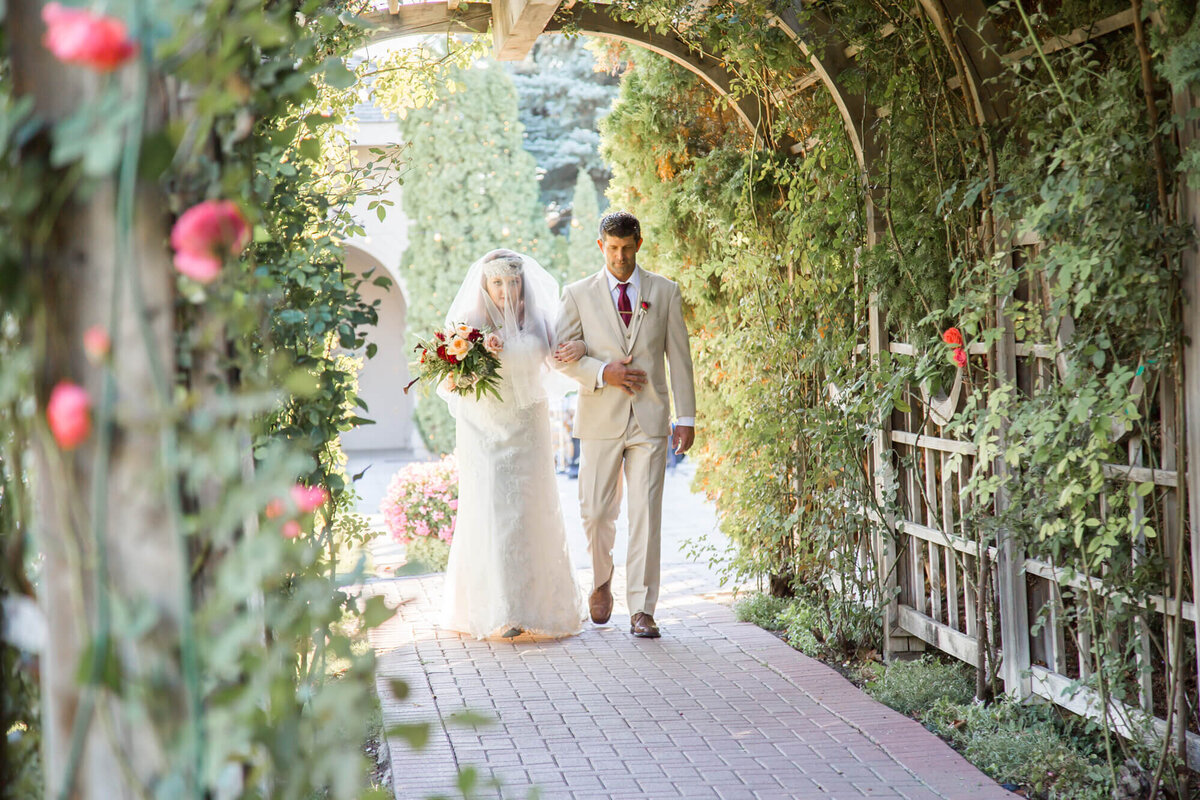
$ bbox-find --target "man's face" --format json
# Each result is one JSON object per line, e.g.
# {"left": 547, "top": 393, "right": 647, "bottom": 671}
{"left": 598, "top": 233, "right": 642, "bottom": 278}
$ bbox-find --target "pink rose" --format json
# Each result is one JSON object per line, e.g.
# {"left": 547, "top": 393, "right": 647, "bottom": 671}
{"left": 47, "top": 381, "right": 92, "bottom": 450}
{"left": 82, "top": 326, "right": 111, "bottom": 362}
{"left": 282, "top": 520, "right": 302, "bottom": 539}
{"left": 952, "top": 348, "right": 968, "bottom": 368}
{"left": 170, "top": 200, "right": 249, "bottom": 284}
{"left": 290, "top": 484, "right": 329, "bottom": 513}
{"left": 42, "top": 3, "right": 137, "bottom": 72}
{"left": 483, "top": 332, "right": 503, "bottom": 355}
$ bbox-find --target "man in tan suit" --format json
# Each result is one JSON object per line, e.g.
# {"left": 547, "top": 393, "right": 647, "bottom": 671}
{"left": 553, "top": 211, "right": 696, "bottom": 638}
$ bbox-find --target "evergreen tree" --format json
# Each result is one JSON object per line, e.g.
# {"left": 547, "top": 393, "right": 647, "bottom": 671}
{"left": 508, "top": 37, "right": 620, "bottom": 219}
{"left": 566, "top": 166, "right": 603, "bottom": 283}
{"left": 399, "top": 59, "right": 557, "bottom": 454}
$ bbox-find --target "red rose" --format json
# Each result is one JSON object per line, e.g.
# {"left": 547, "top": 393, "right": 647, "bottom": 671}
{"left": 952, "top": 348, "right": 967, "bottom": 368}
{"left": 47, "top": 381, "right": 92, "bottom": 450}
{"left": 42, "top": 3, "right": 138, "bottom": 73}
{"left": 170, "top": 200, "right": 249, "bottom": 284}
{"left": 468, "top": 329, "right": 482, "bottom": 342}
{"left": 437, "top": 344, "right": 453, "bottom": 363}
{"left": 942, "top": 327, "right": 963, "bottom": 347}
{"left": 641, "top": 300, "right": 650, "bottom": 310}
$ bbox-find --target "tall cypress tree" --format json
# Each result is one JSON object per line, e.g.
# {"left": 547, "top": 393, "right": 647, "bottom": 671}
{"left": 399, "top": 59, "right": 558, "bottom": 453}
{"left": 566, "top": 166, "right": 603, "bottom": 283}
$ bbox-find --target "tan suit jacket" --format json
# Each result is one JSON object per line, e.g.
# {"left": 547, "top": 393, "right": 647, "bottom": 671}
{"left": 554, "top": 267, "right": 696, "bottom": 439}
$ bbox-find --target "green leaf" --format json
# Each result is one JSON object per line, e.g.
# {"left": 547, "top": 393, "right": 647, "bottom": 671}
{"left": 323, "top": 57, "right": 357, "bottom": 89}
{"left": 446, "top": 710, "right": 495, "bottom": 727}
{"left": 361, "top": 595, "right": 395, "bottom": 629}
{"left": 457, "top": 767, "right": 478, "bottom": 794}
{"left": 1137, "top": 481, "right": 1155, "bottom": 497}
{"left": 387, "top": 723, "right": 429, "bottom": 750}
{"left": 388, "top": 679, "right": 410, "bottom": 701}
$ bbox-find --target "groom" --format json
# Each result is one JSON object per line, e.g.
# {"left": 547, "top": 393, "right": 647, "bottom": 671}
{"left": 553, "top": 211, "right": 696, "bottom": 639}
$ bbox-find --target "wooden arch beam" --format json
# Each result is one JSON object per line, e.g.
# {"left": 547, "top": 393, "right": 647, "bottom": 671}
{"left": 915, "top": 0, "right": 1009, "bottom": 124}
{"left": 770, "top": 4, "right": 881, "bottom": 176}
{"left": 360, "top": 2, "right": 772, "bottom": 140}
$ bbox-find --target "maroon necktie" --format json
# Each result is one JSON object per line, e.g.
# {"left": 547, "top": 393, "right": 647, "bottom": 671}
{"left": 617, "top": 282, "right": 632, "bottom": 327}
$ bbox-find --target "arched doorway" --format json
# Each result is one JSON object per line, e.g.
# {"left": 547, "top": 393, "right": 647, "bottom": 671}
{"left": 340, "top": 245, "right": 425, "bottom": 512}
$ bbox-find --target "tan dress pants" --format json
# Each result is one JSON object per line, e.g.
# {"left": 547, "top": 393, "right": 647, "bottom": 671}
{"left": 578, "top": 409, "right": 668, "bottom": 617}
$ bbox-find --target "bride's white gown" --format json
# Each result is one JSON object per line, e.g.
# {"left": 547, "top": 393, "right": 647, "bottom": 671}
{"left": 440, "top": 338, "right": 585, "bottom": 639}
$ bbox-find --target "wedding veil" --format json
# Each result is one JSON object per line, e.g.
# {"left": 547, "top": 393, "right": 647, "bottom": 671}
{"left": 441, "top": 249, "right": 563, "bottom": 411}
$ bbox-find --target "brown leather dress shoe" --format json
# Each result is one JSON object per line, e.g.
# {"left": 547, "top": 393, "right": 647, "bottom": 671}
{"left": 589, "top": 581, "right": 613, "bottom": 624}
{"left": 630, "top": 612, "right": 661, "bottom": 638}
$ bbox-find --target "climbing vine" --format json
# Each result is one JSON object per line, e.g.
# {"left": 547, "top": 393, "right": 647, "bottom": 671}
{"left": 599, "top": 0, "right": 1200, "bottom": 788}
{"left": 0, "top": 0, "right": 467, "bottom": 794}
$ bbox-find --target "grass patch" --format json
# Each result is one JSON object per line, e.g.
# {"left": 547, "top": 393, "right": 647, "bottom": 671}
{"left": 923, "top": 698, "right": 1112, "bottom": 799}
{"left": 732, "top": 592, "right": 790, "bottom": 630}
{"left": 864, "top": 655, "right": 974, "bottom": 717}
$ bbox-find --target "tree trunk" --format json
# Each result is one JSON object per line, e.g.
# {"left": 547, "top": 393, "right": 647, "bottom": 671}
{"left": 8, "top": 3, "right": 182, "bottom": 797}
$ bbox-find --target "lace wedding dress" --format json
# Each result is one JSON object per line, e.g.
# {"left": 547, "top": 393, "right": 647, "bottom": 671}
{"left": 439, "top": 250, "right": 584, "bottom": 639}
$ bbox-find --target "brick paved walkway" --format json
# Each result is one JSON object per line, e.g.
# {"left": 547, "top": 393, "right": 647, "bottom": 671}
{"left": 367, "top": 470, "right": 1012, "bottom": 800}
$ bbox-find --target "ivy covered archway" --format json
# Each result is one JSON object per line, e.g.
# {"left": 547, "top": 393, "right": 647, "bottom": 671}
{"left": 5, "top": 0, "right": 1200, "bottom": 796}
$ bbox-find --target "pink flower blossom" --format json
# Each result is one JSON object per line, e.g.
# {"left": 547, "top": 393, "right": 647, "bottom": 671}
{"left": 170, "top": 200, "right": 249, "bottom": 284}
{"left": 483, "top": 332, "right": 503, "bottom": 355}
{"left": 291, "top": 484, "right": 329, "bottom": 513}
{"left": 265, "top": 499, "right": 285, "bottom": 519}
{"left": 82, "top": 326, "right": 110, "bottom": 362}
{"left": 282, "top": 520, "right": 302, "bottom": 539}
{"left": 42, "top": 3, "right": 137, "bottom": 72}
{"left": 47, "top": 381, "right": 92, "bottom": 450}
{"left": 952, "top": 348, "right": 968, "bottom": 368}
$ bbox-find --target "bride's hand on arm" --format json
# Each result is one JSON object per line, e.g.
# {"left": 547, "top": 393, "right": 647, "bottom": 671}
{"left": 554, "top": 340, "right": 586, "bottom": 363}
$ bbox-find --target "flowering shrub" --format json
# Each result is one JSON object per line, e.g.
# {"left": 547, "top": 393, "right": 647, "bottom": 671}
{"left": 381, "top": 455, "right": 459, "bottom": 546}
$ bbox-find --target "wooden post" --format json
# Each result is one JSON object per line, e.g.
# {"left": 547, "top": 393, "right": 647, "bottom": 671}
{"left": 867, "top": 193, "right": 923, "bottom": 659}
{"left": 993, "top": 238, "right": 1032, "bottom": 698}
{"left": 1176, "top": 83, "right": 1200, "bottom": 755}
{"left": 9, "top": 2, "right": 184, "bottom": 797}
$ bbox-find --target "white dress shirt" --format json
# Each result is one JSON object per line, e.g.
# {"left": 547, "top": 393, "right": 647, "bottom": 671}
{"left": 594, "top": 266, "right": 693, "bottom": 428}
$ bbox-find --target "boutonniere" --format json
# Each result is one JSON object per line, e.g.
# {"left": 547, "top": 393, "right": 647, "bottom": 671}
{"left": 640, "top": 300, "right": 650, "bottom": 312}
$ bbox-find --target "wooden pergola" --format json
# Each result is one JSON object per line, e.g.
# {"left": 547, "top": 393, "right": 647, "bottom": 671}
{"left": 369, "top": 0, "right": 1200, "bottom": 766}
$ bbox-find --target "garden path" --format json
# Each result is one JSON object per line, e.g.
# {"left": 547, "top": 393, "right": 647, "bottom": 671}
{"left": 366, "top": 464, "right": 1013, "bottom": 800}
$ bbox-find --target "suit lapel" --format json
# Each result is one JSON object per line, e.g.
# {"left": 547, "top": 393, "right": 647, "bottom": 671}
{"left": 591, "top": 269, "right": 626, "bottom": 349}
{"left": 626, "top": 271, "right": 654, "bottom": 352}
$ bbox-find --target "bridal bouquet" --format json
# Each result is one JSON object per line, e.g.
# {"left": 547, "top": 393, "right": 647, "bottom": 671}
{"left": 405, "top": 322, "right": 503, "bottom": 400}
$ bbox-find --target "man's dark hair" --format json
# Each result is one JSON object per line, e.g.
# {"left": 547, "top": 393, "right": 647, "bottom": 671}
{"left": 599, "top": 211, "right": 641, "bottom": 241}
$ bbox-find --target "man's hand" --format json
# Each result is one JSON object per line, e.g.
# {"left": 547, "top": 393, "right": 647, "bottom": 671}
{"left": 671, "top": 425, "right": 694, "bottom": 455}
{"left": 602, "top": 356, "right": 647, "bottom": 396}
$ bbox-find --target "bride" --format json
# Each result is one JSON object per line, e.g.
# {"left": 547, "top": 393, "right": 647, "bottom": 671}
{"left": 438, "top": 248, "right": 586, "bottom": 639}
